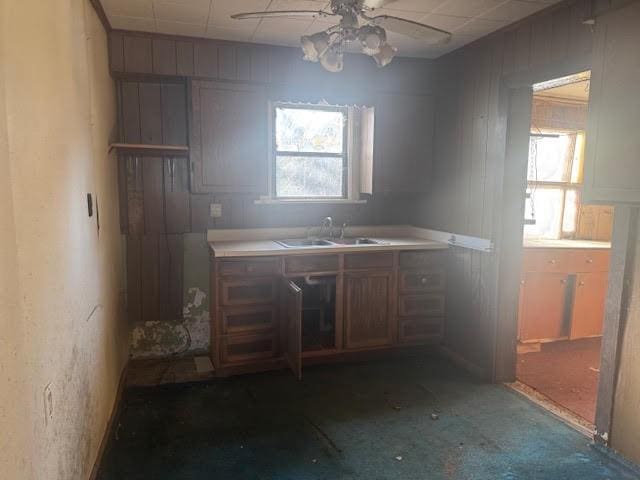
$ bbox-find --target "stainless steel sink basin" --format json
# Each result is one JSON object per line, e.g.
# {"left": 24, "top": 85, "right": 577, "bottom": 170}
{"left": 329, "top": 238, "right": 384, "bottom": 245}
{"left": 276, "top": 238, "right": 334, "bottom": 248}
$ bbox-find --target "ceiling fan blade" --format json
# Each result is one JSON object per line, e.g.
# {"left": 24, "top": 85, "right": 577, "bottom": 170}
{"left": 370, "top": 15, "right": 451, "bottom": 43}
{"left": 231, "top": 10, "right": 334, "bottom": 20}
{"left": 362, "top": 0, "right": 397, "bottom": 9}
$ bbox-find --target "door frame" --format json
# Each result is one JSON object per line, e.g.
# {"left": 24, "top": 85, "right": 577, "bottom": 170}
{"left": 493, "top": 58, "right": 631, "bottom": 445}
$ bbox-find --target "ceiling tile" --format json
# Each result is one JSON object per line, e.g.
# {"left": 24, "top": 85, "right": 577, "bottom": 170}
{"left": 101, "top": 0, "right": 153, "bottom": 18}
{"left": 479, "top": 0, "right": 547, "bottom": 20}
{"left": 454, "top": 17, "right": 507, "bottom": 35}
{"left": 371, "top": 0, "right": 448, "bottom": 14}
{"left": 254, "top": 17, "right": 315, "bottom": 35}
{"left": 153, "top": 1, "right": 211, "bottom": 25}
{"left": 421, "top": 13, "right": 472, "bottom": 31}
{"left": 209, "top": 0, "right": 270, "bottom": 28}
{"left": 433, "top": 0, "right": 507, "bottom": 17}
{"left": 204, "top": 25, "right": 255, "bottom": 42}
{"left": 155, "top": 20, "right": 207, "bottom": 36}
{"left": 109, "top": 15, "right": 157, "bottom": 32}
{"left": 251, "top": 29, "right": 304, "bottom": 48}
{"left": 268, "top": 0, "right": 329, "bottom": 11}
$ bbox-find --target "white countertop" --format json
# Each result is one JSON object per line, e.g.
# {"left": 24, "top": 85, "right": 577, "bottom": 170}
{"left": 208, "top": 225, "right": 450, "bottom": 258}
{"left": 523, "top": 238, "right": 611, "bottom": 249}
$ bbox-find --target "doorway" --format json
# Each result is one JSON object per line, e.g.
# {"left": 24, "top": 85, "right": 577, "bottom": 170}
{"left": 514, "top": 71, "right": 613, "bottom": 426}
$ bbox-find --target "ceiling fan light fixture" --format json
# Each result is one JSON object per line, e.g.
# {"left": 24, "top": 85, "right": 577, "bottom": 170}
{"left": 358, "top": 25, "right": 386, "bottom": 55}
{"left": 301, "top": 31, "right": 330, "bottom": 62}
{"left": 319, "top": 47, "right": 344, "bottom": 72}
{"left": 373, "top": 42, "right": 397, "bottom": 67}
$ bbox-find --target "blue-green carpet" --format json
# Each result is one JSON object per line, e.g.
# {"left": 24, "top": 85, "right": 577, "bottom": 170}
{"left": 98, "top": 355, "right": 638, "bottom": 480}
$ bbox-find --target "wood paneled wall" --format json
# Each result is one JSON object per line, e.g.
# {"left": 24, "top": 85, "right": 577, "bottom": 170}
{"left": 113, "top": 31, "right": 434, "bottom": 326}
{"left": 413, "top": 0, "right": 595, "bottom": 378}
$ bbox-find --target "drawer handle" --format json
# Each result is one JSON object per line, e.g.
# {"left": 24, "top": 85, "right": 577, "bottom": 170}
{"left": 420, "top": 277, "right": 428, "bottom": 285}
{"left": 560, "top": 279, "right": 567, "bottom": 284}
{"left": 579, "top": 281, "right": 585, "bottom": 286}
{"left": 548, "top": 259, "right": 557, "bottom": 264}
{"left": 586, "top": 259, "right": 594, "bottom": 264}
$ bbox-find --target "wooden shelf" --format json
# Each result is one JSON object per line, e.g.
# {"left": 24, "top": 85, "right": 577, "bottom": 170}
{"left": 109, "top": 143, "right": 189, "bottom": 153}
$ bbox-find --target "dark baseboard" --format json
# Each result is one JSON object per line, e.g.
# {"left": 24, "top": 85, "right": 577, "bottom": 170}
{"left": 89, "top": 361, "right": 128, "bottom": 480}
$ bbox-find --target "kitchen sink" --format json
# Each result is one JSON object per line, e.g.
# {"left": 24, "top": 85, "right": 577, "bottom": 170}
{"left": 330, "top": 237, "right": 385, "bottom": 245}
{"left": 276, "top": 238, "right": 335, "bottom": 248}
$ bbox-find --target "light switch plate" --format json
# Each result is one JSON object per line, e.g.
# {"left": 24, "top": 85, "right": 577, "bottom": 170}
{"left": 210, "top": 203, "right": 222, "bottom": 218}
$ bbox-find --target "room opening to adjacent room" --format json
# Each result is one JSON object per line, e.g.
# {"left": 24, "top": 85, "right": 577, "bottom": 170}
{"left": 515, "top": 71, "right": 613, "bottom": 426}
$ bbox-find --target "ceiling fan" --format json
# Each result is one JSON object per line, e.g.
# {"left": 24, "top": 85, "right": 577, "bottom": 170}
{"left": 231, "top": 0, "right": 452, "bottom": 72}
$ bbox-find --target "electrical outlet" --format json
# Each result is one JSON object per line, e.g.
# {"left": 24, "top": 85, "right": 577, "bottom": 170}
{"left": 210, "top": 203, "right": 222, "bottom": 218}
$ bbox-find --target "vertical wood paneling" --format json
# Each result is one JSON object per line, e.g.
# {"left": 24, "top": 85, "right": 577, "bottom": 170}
{"left": 514, "top": 23, "right": 532, "bottom": 72}
{"left": 109, "top": 31, "right": 124, "bottom": 72}
{"left": 160, "top": 83, "right": 187, "bottom": 145}
{"left": 124, "top": 35, "right": 153, "bottom": 73}
{"left": 127, "top": 156, "right": 144, "bottom": 235}
{"left": 164, "top": 157, "right": 191, "bottom": 233}
{"left": 251, "top": 46, "right": 270, "bottom": 83}
{"left": 139, "top": 83, "right": 163, "bottom": 144}
{"left": 176, "top": 40, "right": 195, "bottom": 75}
{"left": 126, "top": 236, "right": 142, "bottom": 323}
{"left": 194, "top": 42, "right": 218, "bottom": 77}
{"left": 118, "top": 156, "right": 128, "bottom": 233}
{"left": 142, "top": 156, "right": 165, "bottom": 234}
{"left": 218, "top": 45, "right": 237, "bottom": 80}
{"left": 236, "top": 46, "right": 251, "bottom": 81}
{"left": 167, "top": 234, "right": 184, "bottom": 319}
{"left": 120, "top": 82, "right": 141, "bottom": 144}
{"left": 141, "top": 235, "right": 160, "bottom": 322}
{"left": 153, "top": 38, "right": 177, "bottom": 75}
{"left": 530, "top": 15, "right": 553, "bottom": 68}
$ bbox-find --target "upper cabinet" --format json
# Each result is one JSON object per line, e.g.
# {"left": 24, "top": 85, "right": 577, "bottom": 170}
{"left": 190, "top": 80, "right": 268, "bottom": 194}
{"left": 373, "top": 93, "right": 435, "bottom": 194}
{"left": 583, "top": 2, "right": 640, "bottom": 203}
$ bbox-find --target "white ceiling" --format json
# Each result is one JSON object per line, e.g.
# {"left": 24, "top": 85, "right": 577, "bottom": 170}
{"left": 102, "top": 0, "right": 563, "bottom": 58}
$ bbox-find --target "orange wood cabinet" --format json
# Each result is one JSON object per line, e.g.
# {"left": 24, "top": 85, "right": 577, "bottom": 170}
{"left": 211, "top": 250, "right": 448, "bottom": 377}
{"left": 519, "top": 248, "right": 609, "bottom": 343}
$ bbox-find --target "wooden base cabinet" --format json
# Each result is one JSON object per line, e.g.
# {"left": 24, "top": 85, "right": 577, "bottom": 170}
{"left": 518, "top": 248, "right": 609, "bottom": 343}
{"left": 211, "top": 250, "right": 448, "bottom": 378}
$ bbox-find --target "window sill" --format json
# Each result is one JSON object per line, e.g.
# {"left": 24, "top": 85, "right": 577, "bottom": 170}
{"left": 253, "top": 198, "right": 368, "bottom": 205}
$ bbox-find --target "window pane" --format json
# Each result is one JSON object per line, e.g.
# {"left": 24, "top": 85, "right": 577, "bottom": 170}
{"left": 275, "top": 156, "right": 344, "bottom": 198}
{"left": 571, "top": 132, "right": 586, "bottom": 184}
{"left": 523, "top": 187, "right": 564, "bottom": 239}
{"left": 527, "top": 134, "right": 573, "bottom": 182}
{"left": 275, "top": 107, "right": 344, "bottom": 154}
{"left": 562, "top": 189, "right": 579, "bottom": 235}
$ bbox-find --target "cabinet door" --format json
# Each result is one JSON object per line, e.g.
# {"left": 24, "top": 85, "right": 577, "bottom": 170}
{"left": 570, "top": 272, "right": 607, "bottom": 339}
{"left": 344, "top": 272, "right": 394, "bottom": 349}
{"left": 583, "top": 2, "right": 640, "bottom": 203}
{"left": 283, "top": 280, "right": 302, "bottom": 380}
{"left": 190, "top": 80, "right": 267, "bottom": 193}
{"left": 374, "top": 93, "right": 434, "bottom": 193}
{"left": 518, "top": 272, "right": 569, "bottom": 342}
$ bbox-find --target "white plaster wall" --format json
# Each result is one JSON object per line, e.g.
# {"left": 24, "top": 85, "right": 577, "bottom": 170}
{"left": 0, "top": 0, "right": 128, "bottom": 478}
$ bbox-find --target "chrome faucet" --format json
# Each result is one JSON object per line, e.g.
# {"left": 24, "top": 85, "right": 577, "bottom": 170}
{"left": 340, "top": 222, "right": 348, "bottom": 239}
{"left": 319, "top": 216, "right": 333, "bottom": 238}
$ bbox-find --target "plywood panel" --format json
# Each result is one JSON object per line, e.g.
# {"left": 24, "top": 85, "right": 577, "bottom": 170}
{"left": 124, "top": 35, "right": 152, "bottom": 74}
{"left": 194, "top": 42, "right": 218, "bottom": 77}
{"left": 161, "top": 83, "right": 187, "bottom": 146}
{"left": 164, "top": 156, "right": 190, "bottom": 233}
{"left": 176, "top": 40, "right": 195, "bottom": 76}
{"left": 120, "top": 82, "right": 140, "bottom": 144}
{"left": 142, "top": 156, "right": 165, "bottom": 234}
{"left": 153, "top": 38, "right": 177, "bottom": 75}
{"left": 126, "top": 156, "right": 144, "bottom": 235}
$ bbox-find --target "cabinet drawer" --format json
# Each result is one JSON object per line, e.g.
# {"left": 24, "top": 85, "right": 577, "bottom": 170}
{"left": 399, "top": 270, "right": 445, "bottom": 293}
{"left": 285, "top": 255, "right": 339, "bottom": 274}
{"left": 569, "top": 250, "right": 610, "bottom": 273}
{"left": 399, "top": 294, "right": 445, "bottom": 317}
{"left": 221, "top": 306, "right": 277, "bottom": 335}
{"left": 218, "top": 257, "right": 281, "bottom": 276}
{"left": 399, "top": 251, "right": 446, "bottom": 269}
{"left": 522, "top": 250, "right": 569, "bottom": 273}
{"left": 221, "top": 333, "right": 277, "bottom": 364}
{"left": 399, "top": 317, "right": 444, "bottom": 343}
{"left": 344, "top": 252, "right": 394, "bottom": 270}
{"left": 220, "top": 277, "right": 277, "bottom": 306}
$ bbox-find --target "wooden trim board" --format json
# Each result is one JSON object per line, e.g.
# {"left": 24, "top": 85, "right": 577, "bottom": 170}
{"left": 88, "top": 0, "right": 111, "bottom": 32}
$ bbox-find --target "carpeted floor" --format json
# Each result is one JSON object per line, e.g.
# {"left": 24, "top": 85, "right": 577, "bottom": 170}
{"left": 98, "top": 354, "right": 636, "bottom": 480}
{"left": 517, "top": 337, "right": 601, "bottom": 423}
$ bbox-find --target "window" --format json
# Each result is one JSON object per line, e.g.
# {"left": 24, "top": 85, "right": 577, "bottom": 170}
{"left": 524, "top": 131, "right": 585, "bottom": 239}
{"left": 272, "top": 104, "right": 348, "bottom": 199}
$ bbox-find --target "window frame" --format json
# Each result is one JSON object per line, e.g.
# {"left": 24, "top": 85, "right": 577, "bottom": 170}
{"left": 270, "top": 102, "right": 349, "bottom": 201}
{"left": 525, "top": 130, "right": 583, "bottom": 239}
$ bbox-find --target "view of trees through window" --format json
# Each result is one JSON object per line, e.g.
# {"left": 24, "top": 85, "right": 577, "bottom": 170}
{"left": 274, "top": 105, "right": 346, "bottom": 198}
